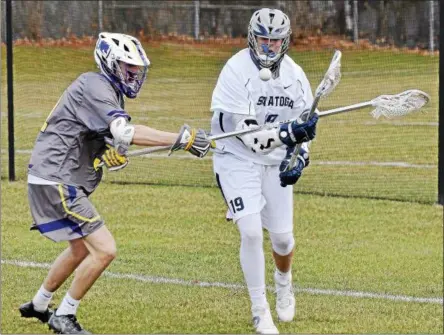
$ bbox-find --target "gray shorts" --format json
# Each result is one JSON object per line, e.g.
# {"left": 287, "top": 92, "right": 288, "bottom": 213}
{"left": 28, "top": 183, "right": 105, "bottom": 242}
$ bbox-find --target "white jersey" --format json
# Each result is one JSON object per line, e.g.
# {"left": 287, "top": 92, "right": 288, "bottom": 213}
{"left": 210, "top": 48, "right": 315, "bottom": 165}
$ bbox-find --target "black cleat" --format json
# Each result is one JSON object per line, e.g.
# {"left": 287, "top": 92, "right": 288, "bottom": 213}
{"left": 19, "top": 301, "right": 53, "bottom": 323}
{"left": 48, "top": 313, "right": 91, "bottom": 334}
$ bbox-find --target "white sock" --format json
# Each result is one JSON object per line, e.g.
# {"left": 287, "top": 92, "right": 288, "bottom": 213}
{"left": 32, "top": 285, "right": 53, "bottom": 312}
{"left": 249, "top": 286, "right": 267, "bottom": 309}
{"left": 238, "top": 214, "right": 268, "bottom": 309}
{"left": 55, "top": 292, "right": 80, "bottom": 316}
{"left": 274, "top": 268, "right": 292, "bottom": 286}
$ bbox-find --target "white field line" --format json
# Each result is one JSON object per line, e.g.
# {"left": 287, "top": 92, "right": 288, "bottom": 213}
{"left": 2, "top": 259, "right": 442, "bottom": 305}
{"left": 8, "top": 150, "right": 438, "bottom": 169}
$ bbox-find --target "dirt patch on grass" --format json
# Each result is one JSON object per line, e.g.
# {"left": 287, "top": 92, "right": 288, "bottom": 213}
{"left": 3, "top": 34, "right": 438, "bottom": 56}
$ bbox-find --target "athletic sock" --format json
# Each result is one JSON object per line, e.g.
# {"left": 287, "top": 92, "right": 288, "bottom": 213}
{"left": 274, "top": 268, "right": 292, "bottom": 286}
{"left": 249, "top": 286, "right": 268, "bottom": 308}
{"left": 55, "top": 292, "right": 80, "bottom": 316}
{"left": 32, "top": 285, "right": 54, "bottom": 312}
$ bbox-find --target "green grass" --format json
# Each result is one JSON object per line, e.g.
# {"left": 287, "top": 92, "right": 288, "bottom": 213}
{"left": 1, "top": 181, "right": 442, "bottom": 333}
{"left": 1, "top": 43, "right": 442, "bottom": 333}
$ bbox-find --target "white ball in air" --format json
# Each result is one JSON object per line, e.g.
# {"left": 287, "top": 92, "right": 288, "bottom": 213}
{"left": 259, "top": 68, "right": 271, "bottom": 81}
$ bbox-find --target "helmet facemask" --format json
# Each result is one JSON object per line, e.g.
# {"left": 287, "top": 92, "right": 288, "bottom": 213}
{"left": 94, "top": 32, "right": 150, "bottom": 99}
{"left": 248, "top": 31, "right": 290, "bottom": 68}
{"left": 115, "top": 61, "right": 148, "bottom": 98}
{"left": 248, "top": 9, "right": 292, "bottom": 70}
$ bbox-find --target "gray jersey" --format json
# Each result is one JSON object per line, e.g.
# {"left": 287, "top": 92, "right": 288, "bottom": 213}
{"left": 29, "top": 72, "right": 130, "bottom": 194}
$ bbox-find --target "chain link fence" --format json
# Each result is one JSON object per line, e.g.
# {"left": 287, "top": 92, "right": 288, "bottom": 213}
{"left": 1, "top": 0, "right": 440, "bottom": 204}
{"left": 1, "top": 0, "right": 439, "bottom": 51}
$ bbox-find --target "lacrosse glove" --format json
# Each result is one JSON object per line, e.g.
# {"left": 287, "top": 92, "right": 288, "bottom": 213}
{"left": 170, "top": 124, "right": 215, "bottom": 158}
{"left": 278, "top": 113, "right": 318, "bottom": 146}
{"left": 279, "top": 147, "right": 310, "bottom": 187}
{"left": 98, "top": 145, "right": 129, "bottom": 172}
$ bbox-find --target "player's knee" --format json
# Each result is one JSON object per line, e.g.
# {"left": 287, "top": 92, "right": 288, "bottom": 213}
{"left": 69, "top": 239, "right": 90, "bottom": 260}
{"left": 72, "top": 246, "right": 89, "bottom": 261}
{"left": 95, "top": 244, "right": 117, "bottom": 266}
{"left": 237, "top": 213, "right": 263, "bottom": 246}
{"left": 103, "top": 246, "right": 117, "bottom": 264}
{"left": 269, "top": 231, "right": 295, "bottom": 256}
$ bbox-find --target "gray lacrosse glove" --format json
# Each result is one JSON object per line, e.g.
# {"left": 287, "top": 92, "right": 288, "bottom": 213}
{"left": 169, "top": 124, "right": 215, "bottom": 158}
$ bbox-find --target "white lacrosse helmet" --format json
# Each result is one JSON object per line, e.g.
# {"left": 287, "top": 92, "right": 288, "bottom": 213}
{"left": 248, "top": 8, "right": 292, "bottom": 69}
{"left": 94, "top": 32, "right": 150, "bottom": 98}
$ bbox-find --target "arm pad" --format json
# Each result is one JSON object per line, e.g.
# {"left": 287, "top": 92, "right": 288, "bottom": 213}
{"left": 110, "top": 117, "right": 135, "bottom": 155}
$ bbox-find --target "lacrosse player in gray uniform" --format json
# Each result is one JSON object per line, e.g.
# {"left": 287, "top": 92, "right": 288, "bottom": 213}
{"left": 210, "top": 8, "right": 318, "bottom": 334}
{"left": 19, "top": 32, "right": 212, "bottom": 334}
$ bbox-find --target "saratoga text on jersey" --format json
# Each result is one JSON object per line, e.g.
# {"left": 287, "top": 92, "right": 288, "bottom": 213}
{"left": 257, "top": 96, "right": 294, "bottom": 108}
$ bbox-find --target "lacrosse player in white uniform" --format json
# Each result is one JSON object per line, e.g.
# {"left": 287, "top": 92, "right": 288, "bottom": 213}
{"left": 211, "top": 8, "right": 319, "bottom": 334}
{"left": 19, "top": 32, "right": 212, "bottom": 334}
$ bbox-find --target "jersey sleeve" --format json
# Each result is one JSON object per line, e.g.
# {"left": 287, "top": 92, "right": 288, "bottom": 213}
{"left": 210, "top": 61, "right": 256, "bottom": 116}
{"left": 77, "top": 74, "right": 131, "bottom": 132}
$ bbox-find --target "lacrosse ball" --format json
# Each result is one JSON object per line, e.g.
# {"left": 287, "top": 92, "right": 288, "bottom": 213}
{"left": 259, "top": 68, "right": 271, "bottom": 81}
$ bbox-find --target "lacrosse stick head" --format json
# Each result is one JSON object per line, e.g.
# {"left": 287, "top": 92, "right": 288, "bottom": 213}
{"left": 370, "top": 89, "right": 430, "bottom": 119}
{"left": 315, "top": 50, "right": 342, "bottom": 98}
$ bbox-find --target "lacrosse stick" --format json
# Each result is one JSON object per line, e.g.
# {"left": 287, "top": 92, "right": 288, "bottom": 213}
{"left": 97, "top": 143, "right": 171, "bottom": 167}
{"left": 208, "top": 88, "right": 430, "bottom": 141}
{"left": 279, "top": 88, "right": 430, "bottom": 183}
{"left": 110, "top": 89, "right": 430, "bottom": 160}
{"left": 317, "top": 89, "right": 430, "bottom": 119}
{"left": 280, "top": 50, "right": 342, "bottom": 186}
{"left": 124, "top": 145, "right": 171, "bottom": 156}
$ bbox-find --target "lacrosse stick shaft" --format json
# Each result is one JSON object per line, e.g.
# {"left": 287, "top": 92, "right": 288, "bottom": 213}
{"left": 97, "top": 145, "right": 171, "bottom": 167}
{"left": 209, "top": 124, "right": 272, "bottom": 141}
{"left": 317, "top": 101, "right": 373, "bottom": 117}
{"left": 122, "top": 89, "right": 429, "bottom": 159}
{"left": 285, "top": 50, "right": 342, "bottom": 173}
{"left": 210, "top": 91, "right": 426, "bottom": 145}
{"left": 286, "top": 94, "right": 321, "bottom": 170}
{"left": 126, "top": 145, "right": 171, "bottom": 157}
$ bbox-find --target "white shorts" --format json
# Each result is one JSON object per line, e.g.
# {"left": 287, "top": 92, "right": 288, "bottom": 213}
{"left": 213, "top": 152, "right": 294, "bottom": 234}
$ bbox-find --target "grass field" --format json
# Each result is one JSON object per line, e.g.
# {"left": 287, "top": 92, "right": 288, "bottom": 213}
{"left": 1, "top": 43, "right": 439, "bottom": 203}
{"left": 1, "top": 42, "right": 442, "bottom": 334}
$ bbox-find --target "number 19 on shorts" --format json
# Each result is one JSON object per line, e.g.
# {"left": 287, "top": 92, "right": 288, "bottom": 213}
{"left": 229, "top": 197, "right": 244, "bottom": 213}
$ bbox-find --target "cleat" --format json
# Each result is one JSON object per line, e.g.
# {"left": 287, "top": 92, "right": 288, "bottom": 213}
{"left": 19, "top": 301, "right": 53, "bottom": 323}
{"left": 48, "top": 313, "right": 91, "bottom": 334}
{"left": 275, "top": 282, "right": 295, "bottom": 322}
{"left": 252, "top": 303, "right": 279, "bottom": 334}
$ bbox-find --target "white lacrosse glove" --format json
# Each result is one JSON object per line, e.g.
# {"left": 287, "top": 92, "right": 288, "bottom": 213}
{"left": 169, "top": 124, "right": 215, "bottom": 158}
{"left": 236, "top": 118, "right": 281, "bottom": 154}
